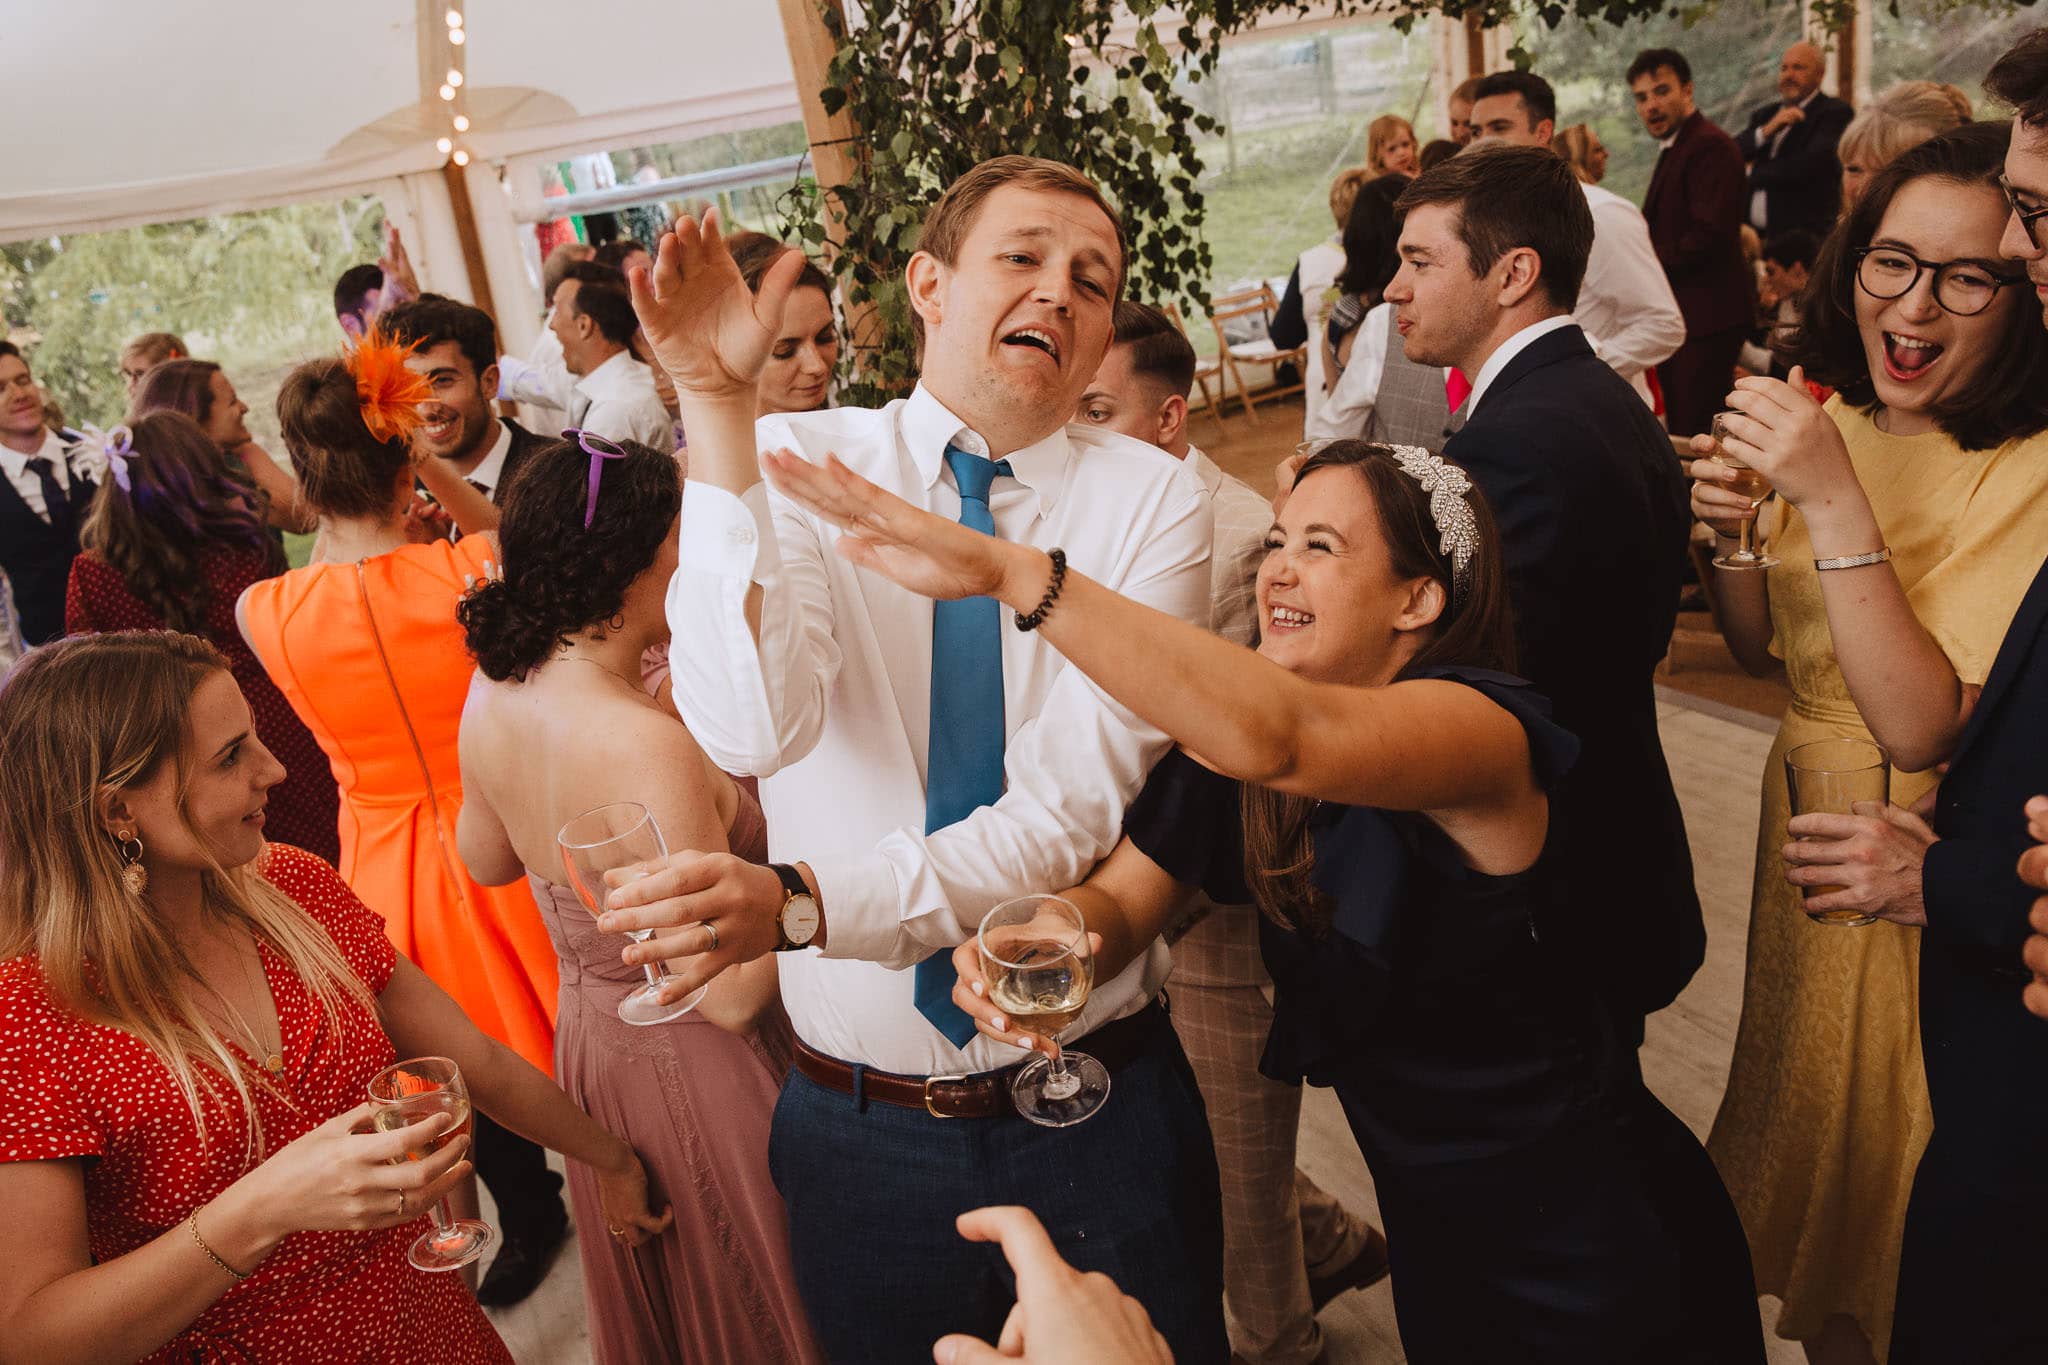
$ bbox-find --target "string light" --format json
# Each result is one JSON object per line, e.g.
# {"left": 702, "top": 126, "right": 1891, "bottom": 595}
{"left": 446, "top": 69, "right": 463, "bottom": 88}
{"left": 449, "top": 27, "right": 464, "bottom": 44}
{"left": 445, "top": 8, "right": 463, "bottom": 26}
{"left": 453, "top": 114, "right": 470, "bottom": 132}
{"left": 452, "top": 149, "right": 471, "bottom": 166}
{"left": 436, "top": 8, "right": 473, "bottom": 169}
{"left": 437, "top": 137, "right": 453, "bottom": 154}
{"left": 438, "top": 83, "right": 455, "bottom": 101}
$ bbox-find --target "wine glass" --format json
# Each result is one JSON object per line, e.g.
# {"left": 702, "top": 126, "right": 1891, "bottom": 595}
{"left": 558, "top": 801, "right": 706, "bottom": 1026}
{"left": 366, "top": 1056, "right": 492, "bottom": 1272}
{"left": 978, "top": 894, "right": 1109, "bottom": 1128}
{"left": 1709, "top": 411, "right": 1779, "bottom": 570}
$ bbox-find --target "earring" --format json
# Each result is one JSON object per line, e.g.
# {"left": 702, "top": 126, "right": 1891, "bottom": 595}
{"left": 606, "top": 611, "right": 626, "bottom": 633}
{"left": 117, "top": 832, "right": 148, "bottom": 895}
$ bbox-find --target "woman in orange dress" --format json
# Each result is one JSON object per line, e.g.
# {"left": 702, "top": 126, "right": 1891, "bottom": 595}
{"left": 237, "top": 339, "right": 570, "bottom": 1293}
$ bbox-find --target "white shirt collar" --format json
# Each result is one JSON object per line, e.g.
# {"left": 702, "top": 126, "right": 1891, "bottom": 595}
{"left": 1185, "top": 444, "right": 1225, "bottom": 497}
{"left": 0, "top": 428, "right": 72, "bottom": 485}
{"left": 1465, "top": 314, "right": 1580, "bottom": 416}
{"left": 900, "top": 383, "right": 1070, "bottom": 515}
{"left": 573, "top": 348, "right": 645, "bottom": 401}
{"left": 465, "top": 419, "right": 516, "bottom": 495}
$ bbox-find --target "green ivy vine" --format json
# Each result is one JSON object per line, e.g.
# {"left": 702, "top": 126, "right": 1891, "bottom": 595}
{"left": 781, "top": 0, "right": 1764, "bottom": 404}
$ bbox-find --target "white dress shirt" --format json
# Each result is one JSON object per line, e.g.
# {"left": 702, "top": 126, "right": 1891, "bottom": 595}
{"left": 1188, "top": 445, "right": 1271, "bottom": 648}
{"left": 570, "top": 351, "right": 674, "bottom": 449}
{"left": 465, "top": 419, "right": 517, "bottom": 498}
{"left": 0, "top": 428, "right": 83, "bottom": 521}
{"left": 1578, "top": 182, "right": 1686, "bottom": 407}
{"left": 665, "top": 383, "right": 1214, "bottom": 1075}
{"left": 1306, "top": 301, "right": 1405, "bottom": 442}
{"left": 1465, "top": 314, "right": 1582, "bottom": 416}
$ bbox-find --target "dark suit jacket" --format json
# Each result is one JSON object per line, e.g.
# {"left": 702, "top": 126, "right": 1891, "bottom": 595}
{"left": 1735, "top": 93, "right": 1853, "bottom": 236}
{"left": 0, "top": 440, "right": 84, "bottom": 645}
{"left": 1917, "top": 546, "right": 2048, "bottom": 1184}
{"left": 1643, "top": 111, "right": 1754, "bottom": 338}
{"left": 1443, "top": 324, "right": 1704, "bottom": 1025}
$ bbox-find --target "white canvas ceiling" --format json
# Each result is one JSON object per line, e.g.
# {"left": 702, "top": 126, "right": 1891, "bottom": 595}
{"left": 0, "top": 0, "right": 803, "bottom": 240}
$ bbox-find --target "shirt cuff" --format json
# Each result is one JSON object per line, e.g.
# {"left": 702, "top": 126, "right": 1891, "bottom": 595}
{"left": 679, "top": 480, "right": 772, "bottom": 582}
{"left": 808, "top": 850, "right": 915, "bottom": 967}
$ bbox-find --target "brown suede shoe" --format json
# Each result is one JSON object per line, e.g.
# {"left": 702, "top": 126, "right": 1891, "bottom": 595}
{"left": 1308, "top": 1223, "right": 1390, "bottom": 1311}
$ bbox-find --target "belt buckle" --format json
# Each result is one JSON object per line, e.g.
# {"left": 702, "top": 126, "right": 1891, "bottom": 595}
{"left": 923, "top": 1072, "right": 969, "bottom": 1118}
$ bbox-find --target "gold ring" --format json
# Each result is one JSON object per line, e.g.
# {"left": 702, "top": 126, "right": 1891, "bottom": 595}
{"left": 395, "top": 1189, "right": 408, "bottom": 1217}
{"left": 701, "top": 920, "right": 719, "bottom": 953}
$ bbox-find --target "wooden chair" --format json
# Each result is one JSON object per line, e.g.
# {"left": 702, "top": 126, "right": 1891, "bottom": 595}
{"left": 1207, "top": 283, "right": 1309, "bottom": 424}
{"left": 1162, "top": 301, "right": 1231, "bottom": 429}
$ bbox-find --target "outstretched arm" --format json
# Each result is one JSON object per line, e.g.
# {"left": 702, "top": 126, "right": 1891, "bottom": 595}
{"left": 761, "top": 449, "right": 1533, "bottom": 815}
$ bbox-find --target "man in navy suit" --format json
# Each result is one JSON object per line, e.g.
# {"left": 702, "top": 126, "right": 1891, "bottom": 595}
{"left": 1783, "top": 30, "right": 2048, "bottom": 1362}
{"left": 1735, "top": 41, "right": 1854, "bottom": 237}
{"left": 0, "top": 341, "right": 88, "bottom": 645}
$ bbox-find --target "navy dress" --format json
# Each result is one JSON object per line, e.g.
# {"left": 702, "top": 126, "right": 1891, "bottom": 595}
{"left": 1126, "top": 669, "right": 1762, "bottom": 1365}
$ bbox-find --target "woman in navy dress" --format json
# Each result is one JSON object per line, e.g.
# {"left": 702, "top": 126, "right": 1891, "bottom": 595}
{"left": 762, "top": 438, "right": 1763, "bottom": 1364}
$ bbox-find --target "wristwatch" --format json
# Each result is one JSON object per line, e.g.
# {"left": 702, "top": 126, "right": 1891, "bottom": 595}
{"left": 769, "top": 863, "right": 822, "bottom": 951}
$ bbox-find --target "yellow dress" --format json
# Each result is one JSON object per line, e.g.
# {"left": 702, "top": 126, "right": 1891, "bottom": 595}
{"left": 1706, "top": 398, "right": 2048, "bottom": 1355}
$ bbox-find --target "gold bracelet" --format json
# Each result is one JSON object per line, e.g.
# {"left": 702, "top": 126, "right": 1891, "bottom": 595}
{"left": 188, "top": 1208, "right": 251, "bottom": 1282}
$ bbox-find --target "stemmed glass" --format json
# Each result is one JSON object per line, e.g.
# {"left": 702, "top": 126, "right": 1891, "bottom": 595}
{"left": 558, "top": 801, "right": 706, "bottom": 1026}
{"left": 978, "top": 894, "right": 1108, "bottom": 1128}
{"left": 366, "top": 1056, "right": 492, "bottom": 1272}
{"left": 1709, "top": 411, "right": 1779, "bottom": 570}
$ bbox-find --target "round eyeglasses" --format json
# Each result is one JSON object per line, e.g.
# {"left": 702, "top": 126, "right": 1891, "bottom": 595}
{"left": 1853, "top": 246, "right": 2029, "bottom": 318}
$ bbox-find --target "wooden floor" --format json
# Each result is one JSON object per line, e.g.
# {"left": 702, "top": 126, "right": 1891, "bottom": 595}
{"left": 478, "top": 694, "right": 1805, "bottom": 1363}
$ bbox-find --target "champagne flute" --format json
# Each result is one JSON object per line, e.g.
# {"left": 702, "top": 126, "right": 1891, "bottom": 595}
{"left": 558, "top": 801, "right": 706, "bottom": 1026}
{"left": 1709, "top": 411, "right": 1779, "bottom": 570}
{"left": 366, "top": 1056, "right": 492, "bottom": 1272}
{"left": 978, "top": 894, "right": 1109, "bottom": 1128}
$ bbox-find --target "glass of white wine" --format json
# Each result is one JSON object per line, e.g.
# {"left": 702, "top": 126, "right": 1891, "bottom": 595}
{"left": 978, "top": 894, "right": 1108, "bottom": 1128}
{"left": 559, "top": 801, "right": 706, "bottom": 1026}
{"left": 365, "top": 1055, "right": 491, "bottom": 1272}
{"left": 1708, "top": 410, "right": 1779, "bottom": 570}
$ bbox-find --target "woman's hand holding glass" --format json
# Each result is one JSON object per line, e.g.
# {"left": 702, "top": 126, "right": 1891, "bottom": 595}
{"left": 761, "top": 447, "right": 1035, "bottom": 605}
{"left": 950, "top": 930, "right": 1108, "bottom": 1054}
{"left": 1695, "top": 366, "right": 1859, "bottom": 513}
{"left": 626, "top": 207, "right": 807, "bottom": 400}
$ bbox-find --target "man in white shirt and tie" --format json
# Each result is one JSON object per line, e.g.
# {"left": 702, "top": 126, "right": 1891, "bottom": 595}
{"left": 609, "top": 157, "right": 1228, "bottom": 1362}
{"left": 549, "top": 263, "right": 673, "bottom": 449}
{"left": 0, "top": 341, "right": 92, "bottom": 645}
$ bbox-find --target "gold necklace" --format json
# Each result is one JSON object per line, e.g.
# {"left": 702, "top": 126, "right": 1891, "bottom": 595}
{"left": 553, "top": 651, "right": 644, "bottom": 692}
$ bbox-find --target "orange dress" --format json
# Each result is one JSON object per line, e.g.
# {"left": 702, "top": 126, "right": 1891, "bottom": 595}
{"left": 241, "top": 537, "right": 558, "bottom": 1072}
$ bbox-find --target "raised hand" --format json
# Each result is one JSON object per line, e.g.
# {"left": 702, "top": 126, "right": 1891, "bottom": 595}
{"left": 1713, "top": 365, "right": 1858, "bottom": 510}
{"left": 762, "top": 448, "right": 1023, "bottom": 604}
{"left": 627, "top": 208, "right": 807, "bottom": 401}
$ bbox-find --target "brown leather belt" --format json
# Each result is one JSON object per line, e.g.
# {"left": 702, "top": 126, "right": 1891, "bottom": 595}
{"left": 792, "top": 1000, "right": 1166, "bottom": 1119}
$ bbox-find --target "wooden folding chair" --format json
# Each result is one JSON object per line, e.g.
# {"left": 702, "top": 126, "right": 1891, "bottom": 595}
{"left": 1207, "top": 283, "right": 1309, "bottom": 424}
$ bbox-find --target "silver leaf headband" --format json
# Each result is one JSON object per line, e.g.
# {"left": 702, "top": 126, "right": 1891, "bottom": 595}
{"left": 1386, "top": 444, "right": 1478, "bottom": 609}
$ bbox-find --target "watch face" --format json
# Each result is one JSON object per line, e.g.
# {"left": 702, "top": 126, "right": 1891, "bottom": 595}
{"left": 782, "top": 895, "right": 821, "bottom": 945}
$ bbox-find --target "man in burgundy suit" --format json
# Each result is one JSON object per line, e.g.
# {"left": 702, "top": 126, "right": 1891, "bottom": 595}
{"left": 1630, "top": 48, "right": 1752, "bottom": 437}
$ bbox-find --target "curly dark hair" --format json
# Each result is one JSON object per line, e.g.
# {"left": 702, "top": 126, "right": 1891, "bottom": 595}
{"left": 458, "top": 437, "right": 682, "bottom": 682}
{"left": 77, "top": 412, "right": 283, "bottom": 633}
{"left": 1779, "top": 121, "right": 2048, "bottom": 451}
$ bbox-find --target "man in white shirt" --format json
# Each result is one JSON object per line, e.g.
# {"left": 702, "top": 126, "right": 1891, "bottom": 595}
{"left": 0, "top": 341, "right": 91, "bottom": 645}
{"left": 1076, "top": 301, "right": 1386, "bottom": 1365}
{"left": 1467, "top": 71, "right": 1685, "bottom": 408}
{"left": 549, "top": 263, "right": 673, "bottom": 449}
{"left": 610, "top": 157, "right": 1228, "bottom": 1362}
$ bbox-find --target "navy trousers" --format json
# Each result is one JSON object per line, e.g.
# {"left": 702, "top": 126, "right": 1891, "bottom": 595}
{"left": 767, "top": 1005, "right": 1230, "bottom": 1364}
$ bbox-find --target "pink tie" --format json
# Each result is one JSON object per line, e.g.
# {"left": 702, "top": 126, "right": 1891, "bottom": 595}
{"left": 1445, "top": 367, "right": 1473, "bottom": 413}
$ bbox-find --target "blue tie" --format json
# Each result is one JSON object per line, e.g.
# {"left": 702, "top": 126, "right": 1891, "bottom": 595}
{"left": 917, "top": 445, "right": 1013, "bottom": 1046}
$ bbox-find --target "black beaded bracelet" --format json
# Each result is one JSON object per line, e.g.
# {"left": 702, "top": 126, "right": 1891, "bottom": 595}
{"left": 1014, "top": 548, "right": 1067, "bottom": 632}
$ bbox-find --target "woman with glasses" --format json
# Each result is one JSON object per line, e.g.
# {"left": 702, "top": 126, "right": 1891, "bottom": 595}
{"left": 1690, "top": 122, "right": 2048, "bottom": 1365}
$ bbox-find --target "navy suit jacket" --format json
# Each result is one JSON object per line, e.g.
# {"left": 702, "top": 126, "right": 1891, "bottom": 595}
{"left": 1735, "top": 93, "right": 1854, "bottom": 236}
{"left": 1919, "top": 546, "right": 2048, "bottom": 1184}
{"left": 1444, "top": 324, "right": 1703, "bottom": 1023}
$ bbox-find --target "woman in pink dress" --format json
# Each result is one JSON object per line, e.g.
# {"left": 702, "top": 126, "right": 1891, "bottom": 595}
{"left": 456, "top": 433, "right": 821, "bottom": 1364}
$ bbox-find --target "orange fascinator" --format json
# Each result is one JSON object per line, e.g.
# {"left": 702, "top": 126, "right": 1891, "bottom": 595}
{"left": 345, "top": 328, "right": 432, "bottom": 445}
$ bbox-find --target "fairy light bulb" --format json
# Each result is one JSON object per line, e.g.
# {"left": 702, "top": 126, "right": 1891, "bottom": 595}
{"left": 436, "top": 136, "right": 453, "bottom": 154}
{"left": 449, "top": 27, "right": 465, "bottom": 44}
{"left": 438, "top": 83, "right": 455, "bottom": 101}
{"left": 452, "top": 149, "right": 472, "bottom": 167}
{"left": 445, "top": 9, "right": 463, "bottom": 26}
{"left": 446, "top": 69, "right": 463, "bottom": 88}
{"left": 452, "top": 114, "right": 470, "bottom": 132}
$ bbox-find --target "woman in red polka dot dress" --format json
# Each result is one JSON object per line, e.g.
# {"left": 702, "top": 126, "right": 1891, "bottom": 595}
{"left": 64, "top": 411, "right": 341, "bottom": 863}
{"left": 0, "top": 633, "right": 672, "bottom": 1362}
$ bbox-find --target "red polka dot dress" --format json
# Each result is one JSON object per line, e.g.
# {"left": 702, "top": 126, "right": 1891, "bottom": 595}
{"left": 0, "top": 844, "right": 511, "bottom": 1364}
{"left": 64, "top": 548, "right": 342, "bottom": 863}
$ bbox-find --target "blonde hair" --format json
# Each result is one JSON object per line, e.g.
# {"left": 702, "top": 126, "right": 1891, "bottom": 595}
{"left": 1366, "top": 115, "right": 1417, "bottom": 177}
{"left": 0, "top": 633, "right": 377, "bottom": 1156}
{"left": 1839, "top": 81, "right": 1974, "bottom": 179}
{"left": 1551, "top": 123, "right": 1601, "bottom": 183}
{"left": 1329, "top": 167, "right": 1371, "bottom": 229}
{"left": 121, "top": 331, "right": 187, "bottom": 370}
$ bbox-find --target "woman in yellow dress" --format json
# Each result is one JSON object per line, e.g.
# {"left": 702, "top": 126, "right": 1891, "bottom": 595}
{"left": 1692, "top": 122, "right": 2048, "bottom": 1365}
